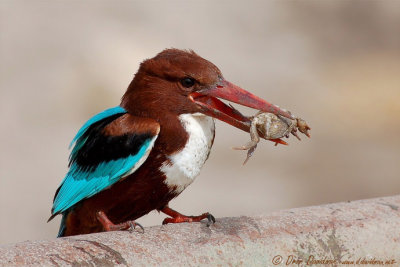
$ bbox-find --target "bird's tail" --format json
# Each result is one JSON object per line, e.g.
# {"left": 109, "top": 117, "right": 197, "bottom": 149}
{"left": 57, "top": 212, "right": 68, "bottom": 237}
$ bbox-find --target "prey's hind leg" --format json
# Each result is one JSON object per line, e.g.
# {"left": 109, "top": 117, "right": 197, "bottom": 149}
{"left": 233, "top": 120, "right": 260, "bottom": 164}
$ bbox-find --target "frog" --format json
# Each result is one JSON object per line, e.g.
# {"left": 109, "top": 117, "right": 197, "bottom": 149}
{"left": 234, "top": 111, "right": 311, "bottom": 164}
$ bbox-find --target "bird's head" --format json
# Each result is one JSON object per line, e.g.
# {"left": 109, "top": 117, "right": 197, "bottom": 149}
{"left": 122, "top": 49, "right": 293, "bottom": 131}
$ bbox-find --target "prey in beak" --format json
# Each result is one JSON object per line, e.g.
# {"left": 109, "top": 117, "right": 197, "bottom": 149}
{"left": 189, "top": 79, "right": 293, "bottom": 145}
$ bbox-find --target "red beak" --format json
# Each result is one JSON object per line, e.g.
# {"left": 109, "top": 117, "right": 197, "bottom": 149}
{"left": 189, "top": 79, "right": 292, "bottom": 145}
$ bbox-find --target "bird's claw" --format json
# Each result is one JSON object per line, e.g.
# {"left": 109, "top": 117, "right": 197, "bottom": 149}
{"left": 161, "top": 211, "right": 215, "bottom": 226}
{"left": 96, "top": 211, "right": 144, "bottom": 233}
{"left": 206, "top": 213, "right": 216, "bottom": 227}
{"left": 128, "top": 221, "right": 144, "bottom": 234}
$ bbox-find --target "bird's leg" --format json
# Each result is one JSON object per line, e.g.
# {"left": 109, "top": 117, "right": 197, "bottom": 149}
{"left": 160, "top": 206, "right": 215, "bottom": 227}
{"left": 96, "top": 211, "right": 144, "bottom": 233}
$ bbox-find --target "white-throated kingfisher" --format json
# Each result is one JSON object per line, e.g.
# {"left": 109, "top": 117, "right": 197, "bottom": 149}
{"left": 48, "top": 49, "right": 293, "bottom": 237}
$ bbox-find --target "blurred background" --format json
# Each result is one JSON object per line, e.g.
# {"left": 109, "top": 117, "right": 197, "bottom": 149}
{"left": 1, "top": 1, "right": 399, "bottom": 245}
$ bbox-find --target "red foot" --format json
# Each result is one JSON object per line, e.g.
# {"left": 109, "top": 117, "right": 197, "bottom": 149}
{"left": 160, "top": 206, "right": 215, "bottom": 227}
{"left": 96, "top": 211, "right": 144, "bottom": 233}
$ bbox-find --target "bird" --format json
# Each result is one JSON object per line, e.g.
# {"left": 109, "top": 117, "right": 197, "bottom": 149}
{"left": 48, "top": 48, "right": 293, "bottom": 237}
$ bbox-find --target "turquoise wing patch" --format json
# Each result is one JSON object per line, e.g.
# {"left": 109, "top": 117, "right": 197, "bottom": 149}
{"left": 51, "top": 106, "right": 158, "bottom": 216}
{"left": 52, "top": 137, "right": 156, "bottom": 215}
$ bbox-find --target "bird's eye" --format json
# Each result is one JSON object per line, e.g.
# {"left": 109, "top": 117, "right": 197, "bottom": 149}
{"left": 180, "top": 77, "right": 195, "bottom": 88}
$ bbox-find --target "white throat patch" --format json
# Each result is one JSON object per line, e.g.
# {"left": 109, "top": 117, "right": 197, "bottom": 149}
{"left": 160, "top": 113, "right": 215, "bottom": 194}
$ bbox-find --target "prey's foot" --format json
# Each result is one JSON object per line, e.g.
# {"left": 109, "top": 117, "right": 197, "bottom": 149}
{"left": 232, "top": 140, "right": 258, "bottom": 151}
{"left": 243, "top": 145, "right": 257, "bottom": 165}
{"left": 161, "top": 206, "right": 216, "bottom": 227}
{"left": 233, "top": 142, "right": 258, "bottom": 165}
{"left": 96, "top": 211, "right": 144, "bottom": 233}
